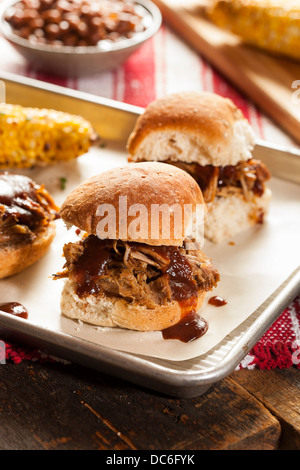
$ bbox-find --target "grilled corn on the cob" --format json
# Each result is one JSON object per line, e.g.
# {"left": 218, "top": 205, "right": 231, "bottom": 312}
{"left": 207, "top": 0, "right": 300, "bottom": 60}
{"left": 0, "top": 103, "right": 99, "bottom": 168}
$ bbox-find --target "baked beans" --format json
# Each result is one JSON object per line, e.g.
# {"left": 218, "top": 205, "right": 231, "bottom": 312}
{"left": 4, "top": 0, "right": 147, "bottom": 47}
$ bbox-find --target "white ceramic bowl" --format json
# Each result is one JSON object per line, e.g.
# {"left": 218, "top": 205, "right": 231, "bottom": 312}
{"left": 0, "top": 0, "right": 162, "bottom": 76}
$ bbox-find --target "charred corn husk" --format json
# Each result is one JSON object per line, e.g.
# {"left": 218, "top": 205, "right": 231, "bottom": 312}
{"left": 207, "top": 0, "right": 300, "bottom": 60}
{"left": 0, "top": 103, "right": 99, "bottom": 168}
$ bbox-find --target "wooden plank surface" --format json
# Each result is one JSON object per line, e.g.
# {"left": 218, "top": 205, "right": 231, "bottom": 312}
{"left": 232, "top": 368, "right": 300, "bottom": 450}
{"left": 152, "top": 0, "right": 300, "bottom": 145}
{"left": 0, "top": 360, "right": 285, "bottom": 450}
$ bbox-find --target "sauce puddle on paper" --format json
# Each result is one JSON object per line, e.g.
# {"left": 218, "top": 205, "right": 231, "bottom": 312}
{"left": 162, "top": 310, "right": 208, "bottom": 343}
{"left": 0, "top": 302, "right": 29, "bottom": 319}
{"left": 208, "top": 296, "right": 227, "bottom": 307}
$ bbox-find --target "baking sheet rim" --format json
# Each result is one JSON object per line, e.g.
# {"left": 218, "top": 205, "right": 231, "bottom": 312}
{"left": 0, "top": 72, "right": 299, "bottom": 397}
{"left": 0, "top": 265, "right": 299, "bottom": 397}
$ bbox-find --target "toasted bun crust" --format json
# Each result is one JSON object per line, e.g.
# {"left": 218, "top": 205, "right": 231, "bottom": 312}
{"left": 127, "top": 91, "right": 256, "bottom": 166}
{"left": 61, "top": 278, "right": 207, "bottom": 331}
{"left": 204, "top": 187, "right": 272, "bottom": 243}
{"left": 59, "top": 162, "right": 205, "bottom": 246}
{"left": 0, "top": 222, "right": 56, "bottom": 279}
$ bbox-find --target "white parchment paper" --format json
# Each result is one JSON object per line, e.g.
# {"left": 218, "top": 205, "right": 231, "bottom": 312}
{"left": 0, "top": 144, "right": 299, "bottom": 361}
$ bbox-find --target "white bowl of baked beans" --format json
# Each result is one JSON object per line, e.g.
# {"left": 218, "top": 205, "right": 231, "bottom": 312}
{"left": 0, "top": 0, "right": 162, "bottom": 76}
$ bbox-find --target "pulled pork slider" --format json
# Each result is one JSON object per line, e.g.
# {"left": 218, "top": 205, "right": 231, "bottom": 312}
{"left": 127, "top": 92, "right": 271, "bottom": 243}
{"left": 0, "top": 172, "right": 58, "bottom": 278}
{"left": 55, "top": 162, "right": 219, "bottom": 333}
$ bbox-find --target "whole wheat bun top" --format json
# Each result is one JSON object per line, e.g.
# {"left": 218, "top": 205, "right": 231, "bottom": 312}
{"left": 127, "top": 91, "right": 256, "bottom": 166}
{"left": 59, "top": 162, "right": 205, "bottom": 246}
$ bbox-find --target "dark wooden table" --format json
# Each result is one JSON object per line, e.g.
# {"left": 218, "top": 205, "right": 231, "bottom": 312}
{"left": 0, "top": 357, "right": 298, "bottom": 451}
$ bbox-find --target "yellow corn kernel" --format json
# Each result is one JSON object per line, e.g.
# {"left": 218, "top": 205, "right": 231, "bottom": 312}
{"left": 207, "top": 0, "right": 300, "bottom": 60}
{"left": 0, "top": 103, "right": 99, "bottom": 168}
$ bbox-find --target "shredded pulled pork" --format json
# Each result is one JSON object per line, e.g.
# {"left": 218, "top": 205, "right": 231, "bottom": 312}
{"left": 170, "top": 159, "right": 271, "bottom": 203}
{"left": 0, "top": 172, "right": 59, "bottom": 245}
{"left": 55, "top": 236, "right": 220, "bottom": 310}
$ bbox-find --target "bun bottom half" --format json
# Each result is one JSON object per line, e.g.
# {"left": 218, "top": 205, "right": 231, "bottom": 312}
{"left": 0, "top": 222, "right": 56, "bottom": 279}
{"left": 61, "top": 279, "right": 207, "bottom": 332}
{"left": 204, "top": 188, "right": 272, "bottom": 243}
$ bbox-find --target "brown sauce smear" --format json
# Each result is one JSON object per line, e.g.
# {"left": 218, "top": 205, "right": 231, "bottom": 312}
{"left": 0, "top": 172, "right": 56, "bottom": 228}
{"left": 162, "top": 310, "right": 208, "bottom": 343}
{"left": 150, "top": 245, "right": 199, "bottom": 302}
{"left": 142, "top": 246, "right": 207, "bottom": 342}
{"left": 0, "top": 302, "right": 29, "bottom": 319}
{"left": 125, "top": 243, "right": 202, "bottom": 341}
{"left": 0, "top": 173, "right": 37, "bottom": 206}
{"left": 208, "top": 296, "right": 227, "bottom": 307}
{"left": 72, "top": 236, "right": 115, "bottom": 297}
{"left": 0, "top": 173, "right": 39, "bottom": 226}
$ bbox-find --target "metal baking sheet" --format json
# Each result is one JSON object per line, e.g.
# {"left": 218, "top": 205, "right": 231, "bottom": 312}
{"left": 0, "top": 72, "right": 299, "bottom": 398}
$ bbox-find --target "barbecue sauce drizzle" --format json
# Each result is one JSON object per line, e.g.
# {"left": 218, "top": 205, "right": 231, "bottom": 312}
{"left": 0, "top": 172, "right": 59, "bottom": 228}
{"left": 71, "top": 236, "right": 208, "bottom": 343}
{"left": 72, "top": 237, "right": 114, "bottom": 298}
{"left": 208, "top": 296, "right": 227, "bottom": 307}
{"left": 0, "top": 302, "right": 28, "bottom": 319}
{"left": 153, "top": 246, "right": 208, "bottom": 342}
{"left": 0, "top": 173, "right": 39, "bottom": 228}
{"left": 162, "top": 310, "right": 208, "bottom": 343}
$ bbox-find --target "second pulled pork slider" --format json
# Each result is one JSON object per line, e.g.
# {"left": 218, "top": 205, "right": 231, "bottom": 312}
{"left": 55, "top": 162, "right": 219, "bottom": 334}
{"left": 0, "top": 172, "right": 58, "bottom": 279}
{"left": 127, "top": 92, "right": 271, "bottom": 243}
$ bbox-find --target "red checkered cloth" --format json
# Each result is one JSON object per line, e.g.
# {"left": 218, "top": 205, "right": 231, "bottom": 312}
{"left": 1, "top": 23, "right": 299, "bottom": 369}
{"left": 238, "top": 297, "right": 300, "bottom": 370}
